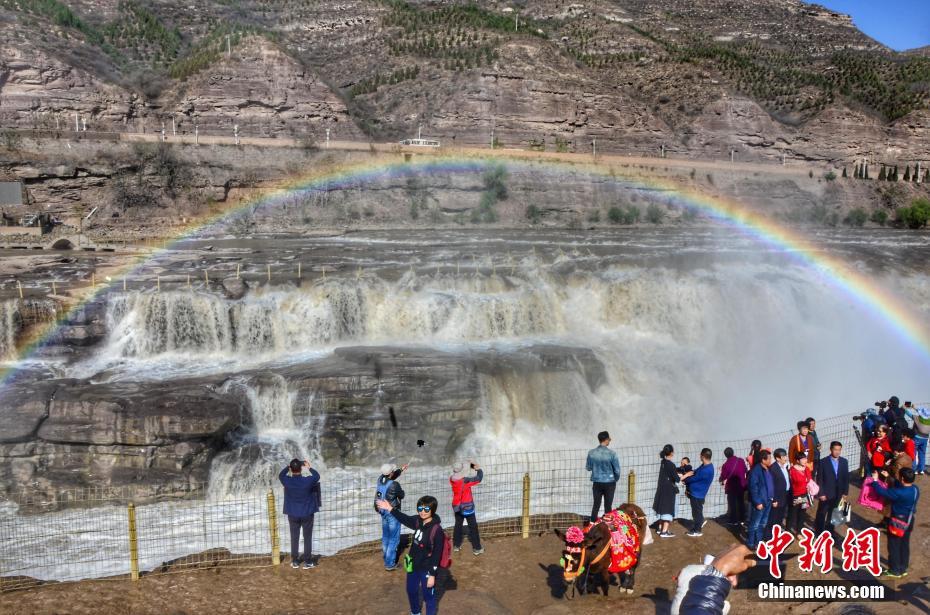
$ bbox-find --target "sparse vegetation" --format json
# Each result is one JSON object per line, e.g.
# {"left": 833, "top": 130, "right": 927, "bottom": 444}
{"left": 646, "top": 204, "right": 664, "bottom": 224}
{"left": 869, "top": 210, "right": 887, "bottom": 226}
{"left": 896, "top": 198, "right": 930, "bottom": 229}
{"left": 843, "top": 208, "right": 868, "bottom": 227}
{"left": 349, "top": 66, "right": 420, "bottom": 97}
{"left": 525, "top": 204, "right": 541, "bottom": 224}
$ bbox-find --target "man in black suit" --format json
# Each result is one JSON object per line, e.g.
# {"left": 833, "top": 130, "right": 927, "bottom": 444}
{"left": 814, "top": 441, "right": 849, "bottom": 536}
{"left": 766, "top": 448, "right": 791, "bottom": 539}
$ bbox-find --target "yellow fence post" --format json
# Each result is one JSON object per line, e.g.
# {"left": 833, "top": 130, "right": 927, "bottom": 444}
{"left": 627, "top": 470, "right": 636, "bottom": 505}
{"left": 128, "top": 502, "right": 140, "bottom": 581}
{"left": 521, "top": 472, "right": 530, "bottom": 538}
{"left": 267, "top": 490, "right": 280, "bottom": 565}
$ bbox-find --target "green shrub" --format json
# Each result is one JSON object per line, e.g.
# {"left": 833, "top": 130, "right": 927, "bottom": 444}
{"left": 646, "top": 204, "right": 664, "bottom": 224}
{"left": 526, "top": 204, "right": 542, "bottom": 223}
{"left": 622, "top": 205, "right": 641, "bottom": 224}
{"left": 607, "top": 206, "right": 623, "bottom": 224}
{"left": 843, "top": 208, "right": 867, "bottom": 227}
{"left": 824, "top": 170, "right": 837, "bottom": 181}
{"left": 896, "top": 198, "right": 930, "bottom": 229}
{"left": 869, "top": 209, "right": 888, "bottom": 226}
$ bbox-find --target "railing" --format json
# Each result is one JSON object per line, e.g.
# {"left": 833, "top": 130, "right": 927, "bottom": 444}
{"left": 0, "top": 414, "right": 859, "bottom": 592}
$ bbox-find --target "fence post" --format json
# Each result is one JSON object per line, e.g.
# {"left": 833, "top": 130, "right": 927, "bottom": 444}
{"left": 267, "top": 490, "right": 280, "bottom": 565}
{"left": 521, "top": 472, "right": 530, "bottom": 538}
{"left": 627, "top": 469, "right": 636, "bottom": 505}
{"left": 127, "top": 502, "right": 140, "bottom": 581}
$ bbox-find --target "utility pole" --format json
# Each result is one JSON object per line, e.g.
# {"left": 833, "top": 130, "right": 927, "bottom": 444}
{"left": 74, "top": 113, "right": 79, "bottom": 132}
{"left": 592, "top": 136, "right": 596, "bottom": 160}
{"left": 161, "top": 121, "right": 166, "bottom": 142}
{"left": 490, "top": 125, "right": 495, "bottom": 149}
{"left": 226, "top": 34, "right": 231, "bottom": 58}
{"left": 195, "top": 124, "right": 199, "bottom": 145}
{"left": 81, "top": 116, "right": 86, "bottom": 132}
{"left": 418, "top": 124, "right": 422, "bottom": 140}
{"left": 515, "top": 14, "right": 518, "bottom": 32}
{"left": 661, "top": 143, "right": 665, "bottom": 158}
{"left": 172, "top": 117, "right": 176, "bottom": 136}
{"left": 325, "top": 127, "right": 330, "bottom": 148}
{"left": 730, "top": 149, "right": 735, "bottom": 164}
{"left": 234, "top": 124, "right": 240, "bottom": 146}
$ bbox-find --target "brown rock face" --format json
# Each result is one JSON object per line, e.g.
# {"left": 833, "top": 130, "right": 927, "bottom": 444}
{"left": 157, "top": 38, "right": 365, "bottom": 140}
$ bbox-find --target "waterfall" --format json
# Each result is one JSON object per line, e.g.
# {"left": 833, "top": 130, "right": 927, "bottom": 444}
{"left": 0, "top": 300, "right": 19, "bottom": 360}
{"left": 208, "top": 374, "right": 324, "bottom": 498}
{"left": 84, "top": 258, "right": 930, "bottom": 449}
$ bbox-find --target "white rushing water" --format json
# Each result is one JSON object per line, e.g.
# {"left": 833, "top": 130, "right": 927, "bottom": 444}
{"left": 76, "top": 260, "right": 930, "bottom": 449}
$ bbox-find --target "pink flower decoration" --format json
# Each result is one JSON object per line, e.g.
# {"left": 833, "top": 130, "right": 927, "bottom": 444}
{"left": 565, "top": 526, "right": 585, "bottom": 544}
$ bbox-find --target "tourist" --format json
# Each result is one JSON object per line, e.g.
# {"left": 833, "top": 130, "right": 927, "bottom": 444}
{"left": 279, "top": 458, "right": 321, "bottom": 569}
{"left": 654, "top": 444, "right": 682, "bottom": 538}
{"left": 871, "top": 467, "right": 919, "bottom": 578}
{"left": 867, "top": 424, "right": 892, "bottom": 471}
{"left": 787, "top": 451, "right": 812, "bottom": 536}
{"left": 375, "top": 462, "right": 408, "bottom": 571}
{"left": 746, "top": 450, "right": 774, "bottom": 549}
{"left": 376, "top": 495, "right": 445, "bottom": 615}
{"left": 684, "top": 448, "right": 714, "bottom": 537}
{"left": 766, "top": 448, "right": 791, "bottom": 539}
{"left": 677, "top": 457, "right": 693, "bottom": 520}
{"left": 677, "top": 543, "right": 755, "bottom": 614}
{"left": 788, "top": 421, "right": 814, "bottom": 472}
{"left": 450, "top": 460, "right": 484, "bottom": 555}
{"left": 814, "top": 441, "right": 849, "bottom": 536}
{"left": 745, "top": 440, "right": 763, "bottom": 468}
{"left": 883, "top": 396, "right": 908, "bottom": 436}
{"left": 806, "top": 417, "right": 821, "bottom": 470}
{"left": 585, "top": 430, "right": 621, "bottom": 522}
{"left": 719, "top": 447, "right": 747, "bottom": 526}
{"left": 905, "top": 406, "right": 929, "bottom": 475}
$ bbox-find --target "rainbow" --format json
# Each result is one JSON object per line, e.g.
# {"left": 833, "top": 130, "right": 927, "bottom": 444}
{"left": 4, "top": 152, "right": 930, "bottom": 385}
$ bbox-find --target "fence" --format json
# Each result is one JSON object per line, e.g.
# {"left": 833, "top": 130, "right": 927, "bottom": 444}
{"left": 0, "top": 414, "right": 860, "bottom": 592}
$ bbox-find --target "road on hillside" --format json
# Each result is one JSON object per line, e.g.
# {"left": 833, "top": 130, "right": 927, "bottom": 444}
{"left": 113, "top": 132, "right": 824, "bottom": 179}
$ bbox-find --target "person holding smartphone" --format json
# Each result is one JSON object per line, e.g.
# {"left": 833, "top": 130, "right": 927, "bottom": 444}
{"left": 279, "top": 458, "right": 321, "bottom": 569}
{"left": 449, "top": 460, "right": 484, "bottom": 555}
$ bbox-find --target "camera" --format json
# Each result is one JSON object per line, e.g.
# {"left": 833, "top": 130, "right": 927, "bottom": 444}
{"left": 469, "top": 462, "right": 476, "bottom": 470}
{"left": 875, "top": 401, "right": 887, "bottom": 409}
{"left": 853, "top": 414, "right": 866, "bottom": 421}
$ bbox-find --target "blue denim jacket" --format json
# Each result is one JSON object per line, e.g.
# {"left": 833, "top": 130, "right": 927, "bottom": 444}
{"left": 586, "top": 445, "right": 621, "bottom": 483}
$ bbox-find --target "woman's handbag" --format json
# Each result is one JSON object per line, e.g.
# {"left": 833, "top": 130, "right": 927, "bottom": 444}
{"left": 806, "top": 479, "right": 820, "bottom": 497}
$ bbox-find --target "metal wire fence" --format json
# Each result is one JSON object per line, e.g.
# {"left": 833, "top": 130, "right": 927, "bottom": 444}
{"left": 0, "top": 414, "right": 860, "bottom": 592}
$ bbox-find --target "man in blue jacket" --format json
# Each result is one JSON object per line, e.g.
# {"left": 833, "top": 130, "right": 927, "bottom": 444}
{"left": 814, "top": 441, "right": 849, "bottom": 537}
{"left": 279, "top": 458, "right": 321, "bottom": 569}
{"left": 746, "top": 450, "right": 774, "bottom": 550}
{"left": 684, "top": 448, "right": 714, "bottom": 537}
{"left": 585, "top": 430, "right": 622, "bottom": 522}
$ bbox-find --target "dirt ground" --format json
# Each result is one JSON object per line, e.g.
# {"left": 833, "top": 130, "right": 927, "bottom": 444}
{"left": 5, "top": 477, "right": 930, "bottom": 615}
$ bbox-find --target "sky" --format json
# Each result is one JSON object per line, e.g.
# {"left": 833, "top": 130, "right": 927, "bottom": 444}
{"left": 806, "top": 1, "right": 930, "bottom": 51}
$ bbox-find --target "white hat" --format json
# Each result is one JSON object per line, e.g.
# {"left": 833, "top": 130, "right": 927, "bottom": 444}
{"left": 380, "top": 463, "right": 394, "bottom": 475}
{"left": 452, "top": 462, "right": 464, "bottom": 473}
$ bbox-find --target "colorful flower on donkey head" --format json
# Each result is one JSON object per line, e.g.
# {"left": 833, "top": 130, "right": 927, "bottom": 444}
{"left": 565, "top": 526, "right": 585, "bottom": 544}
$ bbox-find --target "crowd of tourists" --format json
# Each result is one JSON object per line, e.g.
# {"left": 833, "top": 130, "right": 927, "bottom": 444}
{"left": 273, "top": 398, "right": 923, "bottom": 615}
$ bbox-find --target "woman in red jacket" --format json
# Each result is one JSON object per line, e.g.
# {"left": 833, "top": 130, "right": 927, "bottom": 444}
{"left": 786, "top": 451, "right": 812, "bottom": 536}
{"left": 867, "top": 425, "right": 892, "bottom": 470}
{"left": 450, "top": 461, "right": 484, "bottom": 555}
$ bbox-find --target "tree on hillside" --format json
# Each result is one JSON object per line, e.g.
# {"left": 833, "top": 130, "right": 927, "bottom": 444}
{"left": 842, "top": 167, "right": 848, "bottom": 178}
{"left": 878, "top": 166, "right": 887, "bottom": 181}
{"left": 904, "top": 165, "right": 911, "bottom": 182}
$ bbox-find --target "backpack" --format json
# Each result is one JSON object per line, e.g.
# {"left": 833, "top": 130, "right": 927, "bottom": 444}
{"left": 428, "top": 524, "right": 453, "bottom": 569}
{"left": 374, "top": 478, "right": 394, "bottom": 514}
